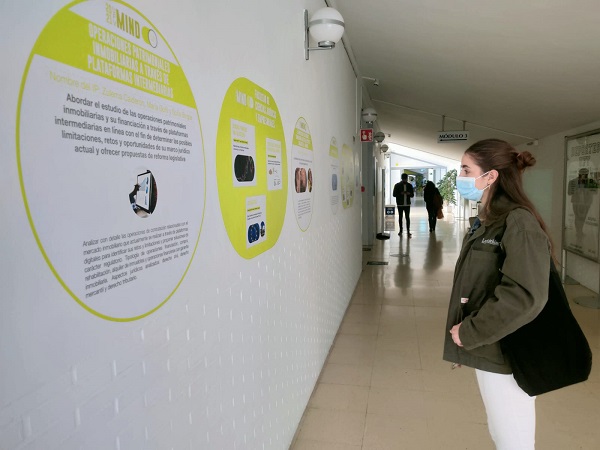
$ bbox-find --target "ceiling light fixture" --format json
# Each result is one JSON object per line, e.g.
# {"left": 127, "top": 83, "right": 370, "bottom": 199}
{"left": 304, "top": 8, "right": 345, "bottom": 60}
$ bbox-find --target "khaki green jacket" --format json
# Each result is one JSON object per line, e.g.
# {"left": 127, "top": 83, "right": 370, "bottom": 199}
{"left": 443, "top": 201, "right": 551, "bottom": 373}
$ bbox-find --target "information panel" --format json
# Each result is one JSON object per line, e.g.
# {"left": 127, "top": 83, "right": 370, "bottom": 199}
{"left": 291, "top": 118, "right": 314, "bottom": 231}
{"left": 564, "top": 130, "right": 600, "bottom": 261}
{"left": 216, "top": 78, "right": 287, "bottom": 258}
{"left": 341, "top": 144, "right": 355, "bottom": 209}
{"left": 329, "top": 137, "right": 340, "bottom": 215}
{"left": 17, "top": 0, "right": 205, "bottom": 320}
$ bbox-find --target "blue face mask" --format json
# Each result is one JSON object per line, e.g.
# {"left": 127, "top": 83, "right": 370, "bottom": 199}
{"left": 456, "top": 172, "right": 490, "bottom": 202}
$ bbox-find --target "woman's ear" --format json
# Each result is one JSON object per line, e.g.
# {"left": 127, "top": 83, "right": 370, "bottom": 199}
{"left": 487, "top": 169, "right": 499, "bottom": 186}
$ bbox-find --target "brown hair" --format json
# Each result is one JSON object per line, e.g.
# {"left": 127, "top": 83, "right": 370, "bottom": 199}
{"left": 465, "top": 139, "right": 556, "bottom": 261}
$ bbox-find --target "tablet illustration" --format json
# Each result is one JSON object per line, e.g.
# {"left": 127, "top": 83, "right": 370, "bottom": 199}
{"left": 136, "top": 171, "right": 153, "bottom": 212}
{"left": 129, "top": 170, "right": 158, "bottom": 217}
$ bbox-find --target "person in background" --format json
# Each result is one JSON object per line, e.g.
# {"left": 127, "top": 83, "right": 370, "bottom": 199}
{"left": 423, "top": 180, "right": 443, "bottom": 232}
{"left": 443, "top": 139, "right": 553, "bottom": 450}
{"left": 393, "top": 173, "right": 415, "bottom": 237}
{"left": 567, "top": 167, "right": 597, "bottom": 239}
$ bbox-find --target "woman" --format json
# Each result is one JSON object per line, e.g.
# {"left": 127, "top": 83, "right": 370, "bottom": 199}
{"left": 423, "top": 181, "right": 443, "bottom": 232}
{"left": 443, "top": 139, "right": 554, "bottom": 449}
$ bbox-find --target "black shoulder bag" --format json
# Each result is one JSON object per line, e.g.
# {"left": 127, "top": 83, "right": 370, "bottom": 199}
{"left": 501, "top": 261, "right": 593, "bottom": 396}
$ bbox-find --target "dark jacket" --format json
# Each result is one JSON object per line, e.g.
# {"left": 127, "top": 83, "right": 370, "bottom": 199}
{"left": 424, "top": 187, "right": 442, "bottom": 211}
{"left": 443, "top": 198, "right": 551, "bottom": 373}
{"left": 393, "top": 181, "right": 414, "bottom": 206}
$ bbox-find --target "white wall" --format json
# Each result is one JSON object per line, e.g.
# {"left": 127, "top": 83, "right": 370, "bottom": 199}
{"left": 521, "top": 120, "right": 600, "bottom": 293}
{"left": 0, "top": 1, "right": 363, "bottom": 448}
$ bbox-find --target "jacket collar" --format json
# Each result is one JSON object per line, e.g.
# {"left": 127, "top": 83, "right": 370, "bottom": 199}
{"left": 478, "top": 195, "right": 521, "bottom": 227}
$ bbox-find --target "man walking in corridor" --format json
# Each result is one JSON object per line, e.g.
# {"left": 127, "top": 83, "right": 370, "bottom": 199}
{"left": 393, "top": 173, "right": 415, "bottom": 237}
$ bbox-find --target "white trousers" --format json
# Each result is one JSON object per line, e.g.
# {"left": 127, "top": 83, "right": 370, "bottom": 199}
{"left": 475, "top": 369, "right": 536, "bottom": 450}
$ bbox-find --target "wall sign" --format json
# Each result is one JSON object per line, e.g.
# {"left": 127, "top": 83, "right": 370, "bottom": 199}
{"left": 360, "top": 128, "right": 373, "bottom": 142}
{"left": 437, "top": 131, "right": 469, "bottom": 143}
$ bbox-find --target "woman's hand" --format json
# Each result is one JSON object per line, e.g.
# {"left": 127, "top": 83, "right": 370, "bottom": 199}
{"left": 450, "top": 323, "right": 463, "bottom": 347}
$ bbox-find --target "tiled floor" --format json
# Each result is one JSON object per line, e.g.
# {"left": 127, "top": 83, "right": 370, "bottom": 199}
{"left": 290, "top": 199, "right": 600, "bottom": 449}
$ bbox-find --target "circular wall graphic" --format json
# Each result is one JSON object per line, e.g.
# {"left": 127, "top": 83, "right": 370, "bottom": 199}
{"left": 341, "top": 144, "right": 354, "bottom": 209}
{"left": 17, "top": 0, "right": 206, "bottom": 320}
{"left": 291, "top": 118, "right": 314, "bottom": 231}
{"left": 329, "top": 137, "right": 340, "bottom": 215}
{"left": 216, "top": 78, "right": 287, "bottom": 258}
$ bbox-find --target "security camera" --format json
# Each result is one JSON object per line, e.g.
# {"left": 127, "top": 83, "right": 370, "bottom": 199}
{"left": 361, "top": 107, "right": 377, "bottom": 123}
{"left": 373, "top": 79, "right": 380, "bottom": 87}
{"left": 373, "top": 131, "right": 385, "bottom": 143}
{"left": 380, "top": 144, "right": 389, "bottom": 153}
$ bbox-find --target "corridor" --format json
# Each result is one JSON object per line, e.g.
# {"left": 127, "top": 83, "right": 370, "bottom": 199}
{"left": 290, "top": 199, "right": 600, "bottom": 449}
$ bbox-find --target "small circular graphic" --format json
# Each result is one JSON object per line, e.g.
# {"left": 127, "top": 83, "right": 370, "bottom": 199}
{"left": 234, "top": 154, "right": 255, "bottom": 182}
{"left": 143, "top": 27, "right": 158, "bottom": 48}
{"left": 247, "top": 223, "right": 260, "bottom": 243}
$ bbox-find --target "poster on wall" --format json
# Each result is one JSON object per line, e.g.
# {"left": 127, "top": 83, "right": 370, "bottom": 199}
{"left": 17, "top": 0, "right": 205, "bottom": 320}
{"left": 564, "top": 130, "right": 600, "bottom": 261}
{"left": 341, "top": 144, "right": 354, "bottom": 208}
{"left": 291, "top": 118, "right": 314, "bottom": 231}
{"left": 216, "top": 78, "right": 287, "bottom": 258}
{"left": 354, "top": 150, "right": 360, "bottom": 189}
{"left": 329, "top": 137, "right": 340, "bottom": 214}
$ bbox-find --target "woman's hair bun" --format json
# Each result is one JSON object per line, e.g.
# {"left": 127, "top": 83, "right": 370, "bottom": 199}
{"left": 516, "top": 151, "right": 536, "bottom": 170}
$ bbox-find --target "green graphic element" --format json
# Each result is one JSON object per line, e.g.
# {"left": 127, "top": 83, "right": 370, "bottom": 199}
{"left": 216, "top": 78, "right": 287, "bottom": 258}
{"left": 16, "top": 0, "right": 205, "bottom": 321}
{"left": 292, "top": 118, "right": 313, "bottom": 150}
{"left": 31, "top": 1, "right": 194, "bottom": 107}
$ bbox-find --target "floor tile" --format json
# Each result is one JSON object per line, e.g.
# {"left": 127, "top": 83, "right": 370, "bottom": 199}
{"left": 295, "top": 408, "right": 365, "bottom": 446}
{"left": 308, "top": 383, "right": 370, "bottom": 413}
{"left": 318, "top": 363, "right": 373, "bottom": 387}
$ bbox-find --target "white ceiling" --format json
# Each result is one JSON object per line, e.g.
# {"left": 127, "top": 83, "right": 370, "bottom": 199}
{"left": 328, "top": 0, "right": 600, "bottom": 163}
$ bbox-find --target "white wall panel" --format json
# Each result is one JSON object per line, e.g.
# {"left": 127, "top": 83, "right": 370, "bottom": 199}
{"left": 0, "top": 0, "right": 362, "bottom": 448}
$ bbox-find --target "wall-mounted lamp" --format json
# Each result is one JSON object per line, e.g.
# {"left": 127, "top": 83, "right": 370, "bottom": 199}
{"left": 380, "top": 144, "right": 389, "bottom": 153}
{"left": 304, "top": 8, "right": 345, "bottom": 60}
{"left": 373, "top": 131, "right": 385, "bottom": 143}
{"left": 362, "top": 107, "right": 378, "bottom": 123}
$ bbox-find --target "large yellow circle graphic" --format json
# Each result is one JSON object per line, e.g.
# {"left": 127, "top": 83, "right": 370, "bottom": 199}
{"left": 216, "top": 78, "right": 287, "bottom": 258}
{"left": 17, "top": 0, "right": 206, "bottom": 321}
